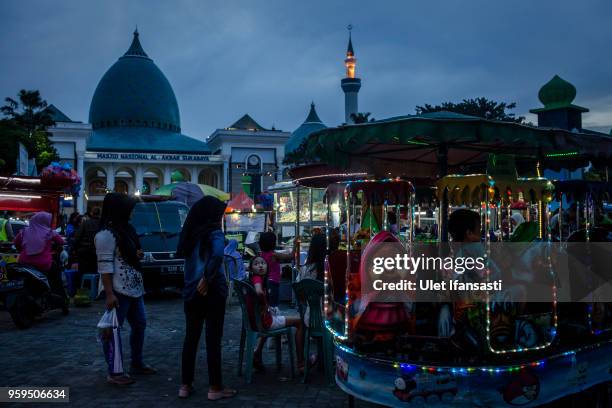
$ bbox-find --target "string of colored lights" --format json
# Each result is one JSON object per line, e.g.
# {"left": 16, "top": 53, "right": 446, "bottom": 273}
{"left": 334, "top": 338, "right": 612, "bottom": 375}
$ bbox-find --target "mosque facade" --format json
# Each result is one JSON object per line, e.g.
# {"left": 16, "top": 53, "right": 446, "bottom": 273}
{"left": 48, "top": 29, "right": 361, "bottom": 213}
{"left": 49, "top": 30, "right": 296, "bottom": 213}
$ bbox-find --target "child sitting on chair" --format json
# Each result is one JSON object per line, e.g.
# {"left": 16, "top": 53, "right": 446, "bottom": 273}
{"left": 246, "top": 256, "right": 305, "bottom": 373}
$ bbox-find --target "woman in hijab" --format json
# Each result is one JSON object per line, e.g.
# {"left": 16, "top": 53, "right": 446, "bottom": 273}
{"left": 14, "top": 212, "right": 67, "bottom": 305}
{"left": 177, "top": 196, "right": 236, "bottom": 401}
{"left": 95, "top": 193, "right": 156, "bottom": 386}
{"left": 15, "top": 212, "right": 64, "bottom": 272}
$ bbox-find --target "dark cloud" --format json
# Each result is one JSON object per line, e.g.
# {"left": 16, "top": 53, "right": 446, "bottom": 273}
{"left": 1, "top": 0, "right": 611, "bottom": 139}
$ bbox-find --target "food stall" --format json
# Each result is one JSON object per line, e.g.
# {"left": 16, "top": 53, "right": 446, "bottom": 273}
{"left": 268, "top": 181, "right": 327, "bottom": 256}
{"left": 224, "top": 190, "right": 268, "bottom": 252}
{"left": 0, "top": 168, "right": 79, "bottom": 323}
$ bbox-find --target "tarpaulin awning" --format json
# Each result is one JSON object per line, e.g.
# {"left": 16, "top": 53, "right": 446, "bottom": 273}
{"left": 154, "top": 182, "right": 229, "bottom": 203}
{"left": 226, "top": 191, "right": 254, "bottom": 212}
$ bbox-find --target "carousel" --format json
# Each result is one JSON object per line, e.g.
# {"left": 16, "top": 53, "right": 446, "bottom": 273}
{"left": 287, "top": 112, "right": 612, "bottom": 406}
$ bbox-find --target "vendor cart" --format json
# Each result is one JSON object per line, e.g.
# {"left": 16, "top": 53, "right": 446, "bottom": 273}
{"left": 224, "top": 190, "right": 269, "bottom": 252}
{"left": 0, "top": 170, "right": 78, "bottom": 327}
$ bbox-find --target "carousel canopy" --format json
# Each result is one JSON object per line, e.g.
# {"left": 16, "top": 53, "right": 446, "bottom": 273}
{"left": 289, "top": 111, "right": 612, "bottom": 178}
{"left": 436, "top": 174, "right": 554, "bottom": 205}
{"left": 324, "top": 178, "right": 415, "bottom": 205}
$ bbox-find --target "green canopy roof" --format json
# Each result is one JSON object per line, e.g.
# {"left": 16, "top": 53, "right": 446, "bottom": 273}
{"left": 289, "top": 112, "right": 612, "bottom": 177}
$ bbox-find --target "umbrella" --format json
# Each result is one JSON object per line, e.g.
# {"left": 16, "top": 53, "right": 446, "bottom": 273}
{"left": 153, "top": 182, "right": 229, "bottom": 206}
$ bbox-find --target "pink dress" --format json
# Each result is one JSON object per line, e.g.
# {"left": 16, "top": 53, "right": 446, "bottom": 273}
{"left": 15, "top": 230, "right": 64, "bottom": 272}
{"left": 261, "top": 251, "right": 281, "bottom": 284}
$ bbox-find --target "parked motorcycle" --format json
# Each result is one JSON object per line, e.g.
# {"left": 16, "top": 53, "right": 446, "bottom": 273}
{"left": 2, "top": 262, "right": 69, "bottom": 329}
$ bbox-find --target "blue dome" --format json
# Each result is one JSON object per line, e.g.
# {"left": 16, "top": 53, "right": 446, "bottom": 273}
{"left": 286, "top": 103, "right": 326, "bottom": 154}
{"left": 89, "top": 30, "right": 181, "bottom": 132}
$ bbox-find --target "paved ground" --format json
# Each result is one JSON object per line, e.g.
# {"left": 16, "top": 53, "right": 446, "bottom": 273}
{"left": 0, "top": 292, "right": 379, "bottom": 408}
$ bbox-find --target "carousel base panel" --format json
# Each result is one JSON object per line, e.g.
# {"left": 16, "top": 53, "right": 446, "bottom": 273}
{"left": 335, "top": 342, "right": 612, "bottom": 407}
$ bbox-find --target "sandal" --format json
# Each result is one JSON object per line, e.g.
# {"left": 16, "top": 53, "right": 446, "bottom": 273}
{"left": 208, "top": 387, "right": 237, "bottom": 401}
{"left": 106, "top": 375, "right": 135, "bottom": 386}
{"left": 178, "top": 384, "right": 194, "bottom": 399}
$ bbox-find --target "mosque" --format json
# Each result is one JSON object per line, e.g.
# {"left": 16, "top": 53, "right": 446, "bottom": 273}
{"left": 49, "top": 29, "right": 360, "bottom": 213}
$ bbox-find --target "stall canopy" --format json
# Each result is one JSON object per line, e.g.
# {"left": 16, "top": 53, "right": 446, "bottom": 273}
{"left": 288, "top": 111, "right": 612, "bottom": 179}
{"left": 154, "top": 182, "right": 230, "bottom": 203}
{"left": 226, "top": 190, "right": 254, "bottom": 212}
{"left": 0, "top": 175, "right": 73, "bottom": 227}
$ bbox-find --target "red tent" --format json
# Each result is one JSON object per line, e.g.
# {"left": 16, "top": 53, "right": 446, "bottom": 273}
{"left": 226, "top": 191, "right": 254, "bottom": 212}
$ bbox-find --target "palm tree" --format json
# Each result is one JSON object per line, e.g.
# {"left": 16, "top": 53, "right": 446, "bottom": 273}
{"left": 2, "top": 90, "right": 54, "bottom": 133}
{"left": 1, "top": 90, "right": 57, "bottom": 170}
{"left": 350, "top": 112, "right": 375, "bottom": 124}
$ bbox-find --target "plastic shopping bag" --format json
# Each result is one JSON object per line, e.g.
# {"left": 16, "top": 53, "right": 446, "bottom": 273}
{"left": 97, "top": 309, "right": 124, "bottom": 375}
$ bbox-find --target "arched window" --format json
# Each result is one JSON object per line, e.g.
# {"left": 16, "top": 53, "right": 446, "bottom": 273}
{"left": 198, "top": 168, "right": 218, "bottom": 187}
{"left": 114, "top": 180, "right": 129, "bottom": 194}
{"left": 88, "top": 179, "right": 106, "bottom": 196}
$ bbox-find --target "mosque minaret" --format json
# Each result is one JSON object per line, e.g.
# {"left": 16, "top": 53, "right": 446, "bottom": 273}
{"left": 341, "top": 26, "right": 361, "bottom": 124}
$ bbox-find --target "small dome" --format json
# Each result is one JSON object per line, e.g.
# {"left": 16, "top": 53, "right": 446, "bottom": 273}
{"left": 89, "top": 30, "right": 181, "bottom": 132}
{"left": 171, "top": 170, "right": 185, "bottom": 182}
{"left": 285, "top": 103, "right": 327, "bottom": 155}
{"left": 538, "top": 75, "right": 577, "bottom": 108}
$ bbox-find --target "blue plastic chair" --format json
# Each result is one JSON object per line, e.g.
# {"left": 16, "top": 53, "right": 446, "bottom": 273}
{"left": 233, "top": 279, "right": 296, "bottom": 383}
{"left": 80, "top": 273, "right": 99, "bottom": 300}
{"left": 292, "top": 278, "right": 334, "bottom": 384}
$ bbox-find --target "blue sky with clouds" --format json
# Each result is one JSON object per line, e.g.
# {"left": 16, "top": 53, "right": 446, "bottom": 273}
{"left": 1, "top": 0, "right": 611, "bottom": 139}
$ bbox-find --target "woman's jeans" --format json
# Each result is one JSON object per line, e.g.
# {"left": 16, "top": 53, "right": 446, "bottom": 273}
{"left": 181, "top": 292, "right": 227, "bottom": 387}
{"left": 103, "top": 293, "right": 146, "bottom": 375}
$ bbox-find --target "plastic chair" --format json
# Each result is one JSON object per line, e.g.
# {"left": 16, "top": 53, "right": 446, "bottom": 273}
{"left": 80, "top": 274, "right": 99, "bottom": 300}
{"left": 63, "top": 269, "right": 79, "bottom": 297}
{"left": 292, "top": 278, "right": 334, "bottom": 384}
{"left": 233, "top": 279, "right": 296, "bottom": 384}
{"left": 223, "top": 256, "right": 237, "bottom": 306}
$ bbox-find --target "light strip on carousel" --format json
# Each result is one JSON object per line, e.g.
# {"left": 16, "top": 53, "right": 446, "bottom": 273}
{"left": 334, "top": 338, "right": 611, "bottom": 376}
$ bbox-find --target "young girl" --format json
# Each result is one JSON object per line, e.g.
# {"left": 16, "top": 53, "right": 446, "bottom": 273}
{"left": 247, "top": 256, "right": 305, "bottom": 372}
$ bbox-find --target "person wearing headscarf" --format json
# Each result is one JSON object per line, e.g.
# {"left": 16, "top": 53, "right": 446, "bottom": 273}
{"left": 95, "top": 193, "right": 156, "bottom": 386}
{"left": 177, "top": 196, "right": 236, "bottom": 401}
{"left": 14, "top": 211, "right": 67, "bottom": 304}
{"left": 14, "top": 211, "right": 64, "bottom": 272}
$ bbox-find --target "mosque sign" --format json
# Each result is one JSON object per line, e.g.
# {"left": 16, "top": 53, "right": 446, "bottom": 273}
{"left": 85, "top": 151, "right": 224, "bottom": 163}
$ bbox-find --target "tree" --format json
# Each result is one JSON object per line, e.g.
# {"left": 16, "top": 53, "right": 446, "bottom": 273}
{"left": 415, "top": 97, "right": 526, "bottom": 123}
{"left": 350, "top": 112, "right": 375, "bottom": 124}
{"left": 1, "top": 90, "right": 58, "bottom": 173}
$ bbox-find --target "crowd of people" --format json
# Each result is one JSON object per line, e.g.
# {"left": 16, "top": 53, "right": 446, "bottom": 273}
{"left": 87, "top": 192, "right": 327, "bottom": 400}
{"left": 2, "top": 191, "right": 331, "bottom": 401}
{"left": 10, "top": 188, "right": 610, "bottom": 401}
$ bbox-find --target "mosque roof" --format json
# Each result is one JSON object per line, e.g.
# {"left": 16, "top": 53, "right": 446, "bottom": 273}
{"left": 46, "top": 104, "right": 76, "bottom": 123}
{"left": 285, "top": 103, "right": 327, "bottom": 155}
{"left": 88, "top": 29, "right": 181, "bottom": 132}
{"left": 530, "top": 75, "right": 589, "bottom": 113}
{"left": 228, "top": 114, "right": 267, "bottom": 131}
